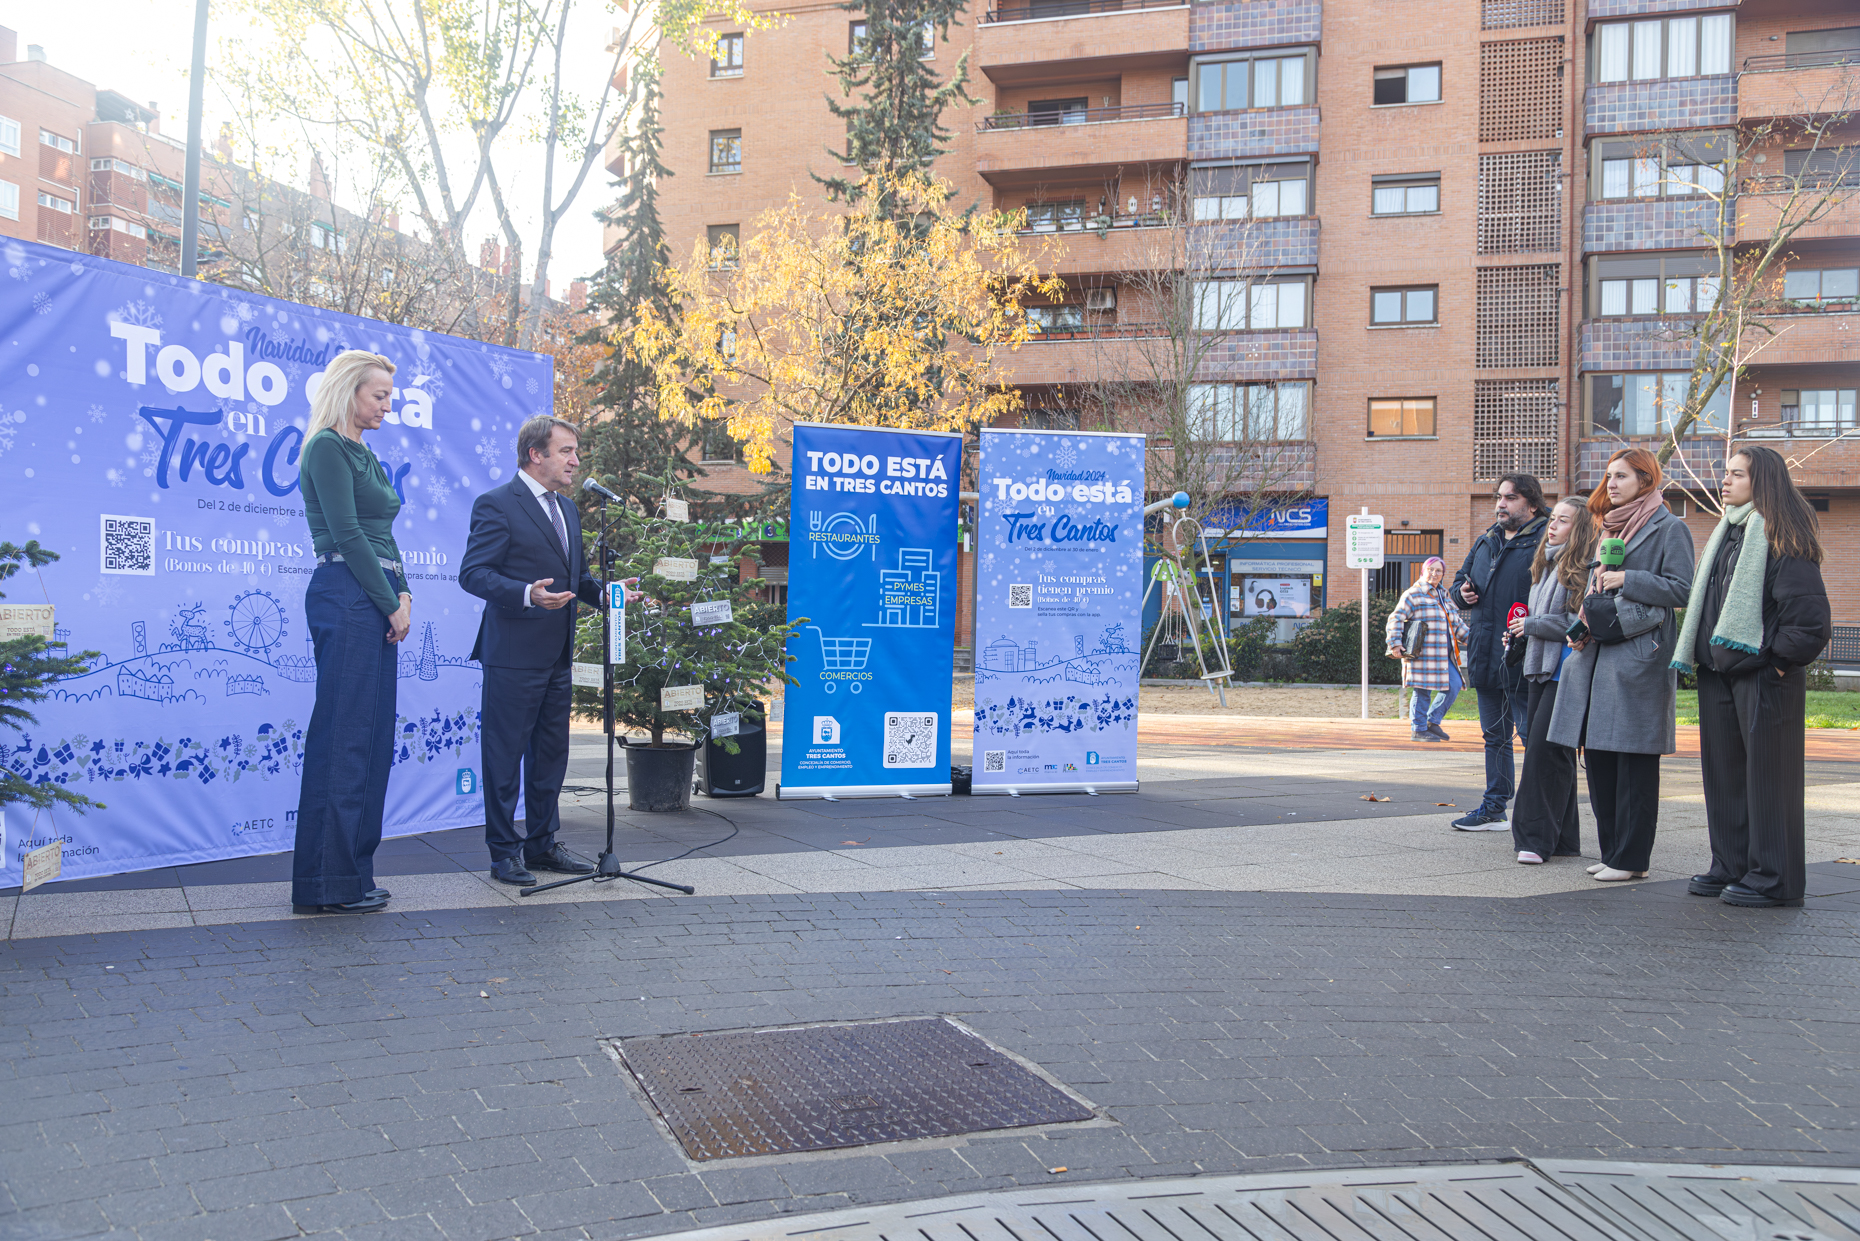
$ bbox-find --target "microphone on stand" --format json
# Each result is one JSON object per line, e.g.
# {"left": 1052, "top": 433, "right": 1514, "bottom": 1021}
{"left": 581, "top": 477, "right": 621, "bottom": 503}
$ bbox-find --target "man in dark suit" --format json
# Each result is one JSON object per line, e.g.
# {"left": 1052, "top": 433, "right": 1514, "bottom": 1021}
{"left": 460, "top": 415, "right": 603, "bottom": 885}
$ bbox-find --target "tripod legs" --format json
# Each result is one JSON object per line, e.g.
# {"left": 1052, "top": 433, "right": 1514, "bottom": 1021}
{"left": 519, "top": 853, "right": 695, "bottom": 897}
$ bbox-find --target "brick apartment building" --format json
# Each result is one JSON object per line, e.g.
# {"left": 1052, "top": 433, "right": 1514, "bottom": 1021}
{"left": 634, "top": 0, "right": 1859, "bottom": 657}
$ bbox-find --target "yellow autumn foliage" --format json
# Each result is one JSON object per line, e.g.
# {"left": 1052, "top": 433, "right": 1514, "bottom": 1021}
{"left": 627, "top": 171, "right": 1064, "bottom": 473}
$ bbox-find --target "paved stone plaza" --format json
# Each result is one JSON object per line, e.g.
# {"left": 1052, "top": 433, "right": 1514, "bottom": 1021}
{"left": 4, "top": 734, "right": 1859, "bottom": 1240}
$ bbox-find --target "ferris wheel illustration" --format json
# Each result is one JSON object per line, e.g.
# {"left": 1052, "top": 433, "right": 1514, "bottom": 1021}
{"left": 225, "top": 590, "right": 289, "bottom": 656}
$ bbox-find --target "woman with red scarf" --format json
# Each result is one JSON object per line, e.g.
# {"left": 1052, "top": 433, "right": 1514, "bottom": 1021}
{"left": 1546, "top": 448, "right": 1696, "bottom": 883}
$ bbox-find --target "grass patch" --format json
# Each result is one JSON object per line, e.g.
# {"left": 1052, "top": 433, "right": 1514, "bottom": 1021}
{"left": 1432, "top": 690, "right": 1859, "bottom": 729}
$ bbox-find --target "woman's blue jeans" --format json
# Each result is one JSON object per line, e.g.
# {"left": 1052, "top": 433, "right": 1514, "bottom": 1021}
{"left": 1411, "top": 663, "right": 1462, "bottom": 731}
{"left": 291, "top": 563, "right": 399, "bottom": 906}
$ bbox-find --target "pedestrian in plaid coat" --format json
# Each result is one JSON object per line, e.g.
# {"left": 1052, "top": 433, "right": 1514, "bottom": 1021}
{"left": 1385, "top": 558, "right": 1469, "bottom": 741}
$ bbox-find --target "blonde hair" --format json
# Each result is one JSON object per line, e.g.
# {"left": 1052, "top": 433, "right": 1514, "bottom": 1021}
{"left": 306, "top": 350, "right": 395, "bottom": 441}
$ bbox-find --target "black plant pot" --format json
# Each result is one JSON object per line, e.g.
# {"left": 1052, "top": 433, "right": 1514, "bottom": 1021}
{"left": 624, "top": 740, "right": 698, "bottom": 812}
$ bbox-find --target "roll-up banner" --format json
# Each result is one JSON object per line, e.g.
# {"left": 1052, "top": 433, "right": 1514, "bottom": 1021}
{"left": 971, "top": 429, "right": 1143, "bottom": 794}
{"left": 780, "top": 423, "right": 960, "bottom": 799}
{"left": 0, "top": 238, "right": 550, "bottom": 886}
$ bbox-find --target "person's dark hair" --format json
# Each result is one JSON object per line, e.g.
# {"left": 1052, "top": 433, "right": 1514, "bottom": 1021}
{"left": 1496, "top": 472, "right": 1546, "bottom": 516}
{"left": 516, "top": 415, "right": 579, "bottom": 468}
{"left": 1733, "top": 443, "right": 1823, "bottom": 565}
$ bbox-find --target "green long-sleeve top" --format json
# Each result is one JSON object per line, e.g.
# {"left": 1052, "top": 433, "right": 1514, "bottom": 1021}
{"left": 299, "top": 429, "right": 408, "bottom": 616}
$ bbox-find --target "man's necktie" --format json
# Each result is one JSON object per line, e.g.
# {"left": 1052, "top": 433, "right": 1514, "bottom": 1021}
{"left": 546, "top": 492, "right": 570, "bottom": 562}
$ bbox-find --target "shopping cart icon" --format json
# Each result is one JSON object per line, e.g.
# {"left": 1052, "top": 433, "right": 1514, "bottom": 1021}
{"left": 809, "top": 625, "right": 871, "bottom": 694}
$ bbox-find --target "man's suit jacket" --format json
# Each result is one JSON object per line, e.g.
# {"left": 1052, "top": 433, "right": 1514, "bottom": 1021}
{"left": 460, "top": 476, "right": 604, "bottom": 669}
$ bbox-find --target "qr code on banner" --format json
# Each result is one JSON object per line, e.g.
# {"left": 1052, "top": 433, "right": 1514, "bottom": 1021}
{"left": 983, "top": 750, "right": 1006, "bottom": 773}
{"left": 100, "top": 515, "right": 156, "bottom": 575}
{"left": 883, "top": 712, "right": 938, "bottom": 769}
{"left": 1008, "top": 583, "right": 1032, "bottom": 609}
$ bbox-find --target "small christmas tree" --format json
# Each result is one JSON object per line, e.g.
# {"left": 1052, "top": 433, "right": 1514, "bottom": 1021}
{"left": 0, "top": 541, "right": 104, "bottom": 816}
{"left": 574, "top": 480, "right": 799, "bottom": 749}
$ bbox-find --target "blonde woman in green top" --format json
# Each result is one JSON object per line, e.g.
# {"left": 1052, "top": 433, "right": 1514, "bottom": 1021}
{"left": 290, "top": 350, "right": 411, "bottom": 915}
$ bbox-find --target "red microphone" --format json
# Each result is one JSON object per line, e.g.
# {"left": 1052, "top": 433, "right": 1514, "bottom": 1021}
{"left": 1505, "top": 602, "right": 1528, "bottom": 647}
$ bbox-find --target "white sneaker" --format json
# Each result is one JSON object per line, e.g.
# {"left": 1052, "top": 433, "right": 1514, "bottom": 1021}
{"left": 1592, "top": 867, "right": 1649, "bottom": 882}
{"left": 1517, "top": 851, "right": 1544, "bottom": 864}
{"left": 1586, "top": 863, "right": 1606, "bottom": 874}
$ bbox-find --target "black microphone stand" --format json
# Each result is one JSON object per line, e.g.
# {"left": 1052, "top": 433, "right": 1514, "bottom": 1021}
{"left": 521, "top": 489, "right": 695, "bottom": 898}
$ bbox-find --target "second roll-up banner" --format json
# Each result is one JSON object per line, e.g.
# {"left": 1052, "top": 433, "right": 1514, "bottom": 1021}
{"left": 780, "top": 423, "right": 962, "bottom": 799}
{"left": 972, "top": 429, "right": 1145, "bottom": 794}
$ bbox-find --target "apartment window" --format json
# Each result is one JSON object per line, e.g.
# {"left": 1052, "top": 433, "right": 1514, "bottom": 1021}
{"left": 1592, "top": 132, "right": 1728, "bottom": 200}
{"left": 39, "top": 129, "right": 77, "bottom": 154}
{"left": 709, "top": 129, "right": 741, "bottom": 174}
{"left": 1784, "top": 148, "right": 1860, "bottom": 187}
{"left": 1372, "top": 174, "right": 1439, "bottom": 216}
{"left": 1781, "top": 388, "right": 1858, "bottom": 430}
{"left": 0, "top": 117, "right": 21, "bottom": 158}
{"left": 1188, "top": 382, "right": 1310, "bottom": 441}
{"left": 1028, "top": 97, "right": 1089, "bottom": 125}
{"left": 711, "top": 33, "right": 744, "bottom": 76}
{"left": 88, "top": 216, "right": 148, "bottom": 238}
{"left": 1589, "top": 253, "right": 1720, "bottom": 316}
{"left": 707, "top": 224, "right": 740, "bottom": 268}
{"left": 699, "top": 420, "right": 742, "bottom": 463}
{"left": 1193, "top": 277, "right": 1309, "bottom": 330}
{"left": 89, "top": 157, "right": 147, "bottom": 179}
{"left": 1027, "top": 305, "right": 1086, "bottom": 333}
{"left": 1785, "top": 27, "right": 1860, "bottom": 67}
{"left": 37, "top": 191, "right": 74, "bottom": 213}
{"left": 1594, "top": 14, "right": 1732, "bottom": 83}
{"left": 1783, "top": 267, "right": 1860, "bottom": 305}
{"left": 849, "top": 21, "right": 934, "bottom": 57}
{"left": 1024, "top": 200, "right": 1085, "bottom": 232}
{"left": 1589, "top": 372, "right": 1730, "bottom": 436}
{"left": 1371, "top": 286, "right": 1438, "bottom": 325}
{"left": 1172, "top": 77, "right": 1189, "bottom": 110}
{"left": 1373, "top": 63, "right": 1441, "bottom": 106}
{"left": 1193, "top": 49, "right": 1315, "bottom": 112}
{"left": 1367, "top": 397, "right": 1437, "bottom": 437}
{"left": 1191, "top": 161, "right": 1312, "bottom": 220}
{"left": 0, "top": 180, "right": 17, "bottom": 221}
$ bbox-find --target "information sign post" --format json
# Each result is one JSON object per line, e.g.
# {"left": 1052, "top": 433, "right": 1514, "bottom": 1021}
{"left": 1344, "top": 510, "right": 1386, "bottom": 720}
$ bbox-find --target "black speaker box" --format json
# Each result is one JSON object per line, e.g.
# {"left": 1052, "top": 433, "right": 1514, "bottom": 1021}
{"left": 700, "top": 705, "right": 766, "bottom": 797}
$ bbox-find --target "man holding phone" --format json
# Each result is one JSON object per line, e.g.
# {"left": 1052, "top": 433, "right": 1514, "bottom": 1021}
{"left": 1448, "top": 474, "right": 1547, "bottom": 830}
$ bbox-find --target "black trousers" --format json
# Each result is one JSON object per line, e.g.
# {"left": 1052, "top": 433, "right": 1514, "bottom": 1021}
{"left": 1511, "top": 678, "right": 1580, "bottom": 859}
{"left": 480, "top": 660, "right": 573, "bottom": 864}
{"left": 1584, "top": 748, "right": 1661, "bottom": 872}
{"left": 1697, "top": 665, "right": 1808, "bottom": 902}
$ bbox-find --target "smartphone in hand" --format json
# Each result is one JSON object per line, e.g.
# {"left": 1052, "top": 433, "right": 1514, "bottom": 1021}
{"left": 1565, "top": 617, "right": 1590, "bottom": 643}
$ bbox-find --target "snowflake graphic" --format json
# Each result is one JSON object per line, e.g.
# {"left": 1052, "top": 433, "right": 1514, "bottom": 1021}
{"left": 105, "top": 468, "right": 125, "bottom": 487}
{"left": 474, "top": 436, "right": 502, "bottom": 467}
{"left": 88, "top": 403, "right": 108, "bottom": 423}
{"left": 32, "top": 291, "right": 52, "bottom": 315}
{"left": 115, "top": 300, "right": 163, "bottom": 329}
{"left": 486, "top": 355, "right": 513, "bottom": 381}
{"left": 425, "top": 475, "right": 454, "bottom": 506}
{"left": 1055, "top": 446, "right": 1077, "bottom": 469}
{"left": 416, "top": 443, "right": 443, "bottom": 473}
{"left": 233, "top": 302, "right": 256, "bottom": 323}
{"left": 140, "top": 445, "right": 161, "bottom": 470}
{"left": 86, "top": 575, "right": 127, "bottom": 609}
{"left": 525, "top": 376, "right": 539, "bottom": 396}
{"left": 1042, "top": 559, "right": 1058, "bottom": 574}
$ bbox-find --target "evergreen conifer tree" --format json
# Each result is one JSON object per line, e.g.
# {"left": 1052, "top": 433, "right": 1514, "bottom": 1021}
{"left": 579, "top": 69, "right": 712, "bottom": 522}
{"left": 0, "top": 542, "right": 103, "bottom": 815}
{"left": 819, "top": 0, "right": 976, "bottom": 212}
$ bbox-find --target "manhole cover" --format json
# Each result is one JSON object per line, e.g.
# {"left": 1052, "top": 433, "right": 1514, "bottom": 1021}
{"left": 611, "top": 1017, "right": 1094, "bottom": 1161}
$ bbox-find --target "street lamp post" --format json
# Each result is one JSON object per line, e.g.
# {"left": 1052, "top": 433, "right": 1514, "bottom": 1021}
{"left": 181, "top": 0, "right": 210, "bottom": 278}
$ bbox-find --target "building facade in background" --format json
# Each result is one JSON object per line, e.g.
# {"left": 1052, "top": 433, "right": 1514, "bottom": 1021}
{"left": 635, "top": 0, "right": 1859, "bottom": 655}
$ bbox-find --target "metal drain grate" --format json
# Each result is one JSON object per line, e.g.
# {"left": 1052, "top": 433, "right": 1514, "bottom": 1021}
{"left": 642, "top": 1162, "right": 1860, "bottom": 1241}
{"left": 1540, "top": 1159, "right": 1860, "bottom": 1241}
{"left": 612, "top": 1017, "right": 1095, "bottom": 1161}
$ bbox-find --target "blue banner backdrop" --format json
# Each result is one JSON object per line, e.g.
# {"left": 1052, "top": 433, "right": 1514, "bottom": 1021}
{"left": 0, "top": 239, "right": 552, "bottom": 885}
{"left": 780, "top": 423, "right": 960, "bottom": 798}
{"left": 971, "top": 429, "right": 1143, "bottom": 794}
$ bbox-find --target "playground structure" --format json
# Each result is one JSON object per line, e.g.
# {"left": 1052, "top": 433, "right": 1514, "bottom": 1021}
{"left": 1138, "top": 492, "right": 1235, "bottom": 707}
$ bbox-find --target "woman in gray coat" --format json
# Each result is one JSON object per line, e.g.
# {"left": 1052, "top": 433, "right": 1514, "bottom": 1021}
{"left": 1548, "top": 448, "right": 1696, "bottom": 882}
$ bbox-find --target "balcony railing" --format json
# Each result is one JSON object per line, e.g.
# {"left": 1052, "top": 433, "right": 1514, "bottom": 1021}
{"left": 1014, "top": 208, "right": 1179, "bottom": 237}
{"left": 1020, "top": 320, "right": 1167, "bottom": 340}
{"left": 979, "top": 101, "right": 1185, "bottom": 131}
{"left": 982, "top": 0, "right": 1182, "bottom": 23}
{"left": 1741, "top": 50, "right": 1860, "bottom": 73}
